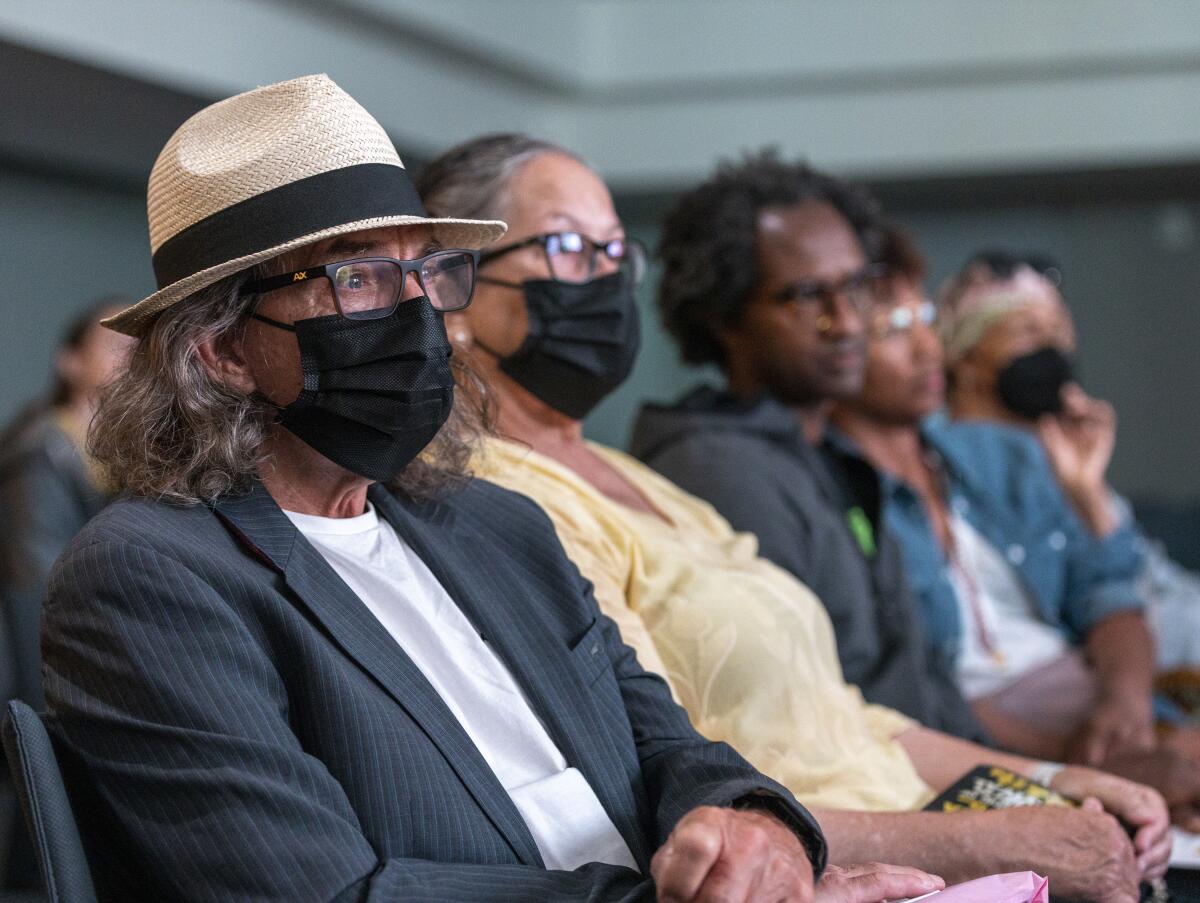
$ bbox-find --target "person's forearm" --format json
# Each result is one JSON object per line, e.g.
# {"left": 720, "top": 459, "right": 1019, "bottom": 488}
{"left": 1087, "top": 611, "right": 1154, "bottom": 701}
{"left": 895, "top": 725, "right": 1043, "bottom": 792}
{"left": 969, "top": 699, "right": 1069, "bottom": 761}
{"left": 812, "top": 808, "right": 1012, "bottom": 885}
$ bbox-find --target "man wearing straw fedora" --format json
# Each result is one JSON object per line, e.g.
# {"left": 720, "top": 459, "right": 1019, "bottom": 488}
{"left": 31, "top": 75, "right": 884, "bottom": 903}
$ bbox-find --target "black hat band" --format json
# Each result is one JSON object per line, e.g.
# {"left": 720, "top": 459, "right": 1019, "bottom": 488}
{"left": 151, "top": 162, "right": 426, "bottom": 289}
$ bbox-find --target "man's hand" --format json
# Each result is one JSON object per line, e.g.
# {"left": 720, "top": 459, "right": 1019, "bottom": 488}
{"left": 1092, "top": 746, "right": 1200, "bottom": 844}
{"left": 991, "top": 805, "right": 1141, "bottom": 903}
{"left": 1068, "top": 691, "right": 1156, "bottom": 766}
{"left": 652, "top": 806, "right": 815, "bottom": 903}
{"left": 813, "top": 863, "right": 942, "bottom": 903}
{"left": 1051, "top": 764, "right": 1171, "bottom": 880}
{"left": 1037, "top": 383, "right": 1119, "bottom": 535}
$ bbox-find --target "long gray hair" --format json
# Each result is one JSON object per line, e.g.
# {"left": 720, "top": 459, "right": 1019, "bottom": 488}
{"left": 90, "top": 269, "right": 489, "bottom": 505}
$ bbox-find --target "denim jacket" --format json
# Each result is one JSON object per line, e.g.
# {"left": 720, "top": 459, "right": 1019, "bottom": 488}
{"left": 834, "top": 416, "right": 1144, "bottom": 665}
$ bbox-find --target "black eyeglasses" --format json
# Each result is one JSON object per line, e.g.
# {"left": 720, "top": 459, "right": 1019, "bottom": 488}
{"left": 243, "top": 249, "right": 480, "bottom": 322}
{"left": 774, "top": 263, "right": 890, "bottom": 314}
{"left": 479, "top": 231, "right": 647, "bottom": 285}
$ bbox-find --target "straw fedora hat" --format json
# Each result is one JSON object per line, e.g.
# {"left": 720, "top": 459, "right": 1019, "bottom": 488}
{"left": 106, "top": 73, "right": 506, "bottom": 337}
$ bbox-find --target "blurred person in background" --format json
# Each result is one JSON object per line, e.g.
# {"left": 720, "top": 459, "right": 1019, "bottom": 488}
{"left": 0, "top": 297, "right": 131, "bottom": 890}
{"left": 830, "top": 228, "right": 1200, "bottom": 832}
{"left": 633, "top": 152, "right": 986, "bottom": 744}
{"left": 940, "top": 252, "right": 1200, "bottom": 679}
{"left": 420, "top": 133, "right": 1170, "bottom": 903}
{"left": 939, "top": 252, "right": 1114, "bottom": 536}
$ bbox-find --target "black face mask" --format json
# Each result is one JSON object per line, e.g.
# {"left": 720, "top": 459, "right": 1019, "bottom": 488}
{"left": 254, "top": 297, "right": 455, "bottom": 482}
{"left": 995, "top": 346, "right": 1075, "bottom": 419}
{"left": 483, "top": 271, "right": 640, "bottom": 420}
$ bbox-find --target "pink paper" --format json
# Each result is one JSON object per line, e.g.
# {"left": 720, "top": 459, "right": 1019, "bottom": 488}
{"left": 898, "top": 871, "right": 1048, "bottom": 903}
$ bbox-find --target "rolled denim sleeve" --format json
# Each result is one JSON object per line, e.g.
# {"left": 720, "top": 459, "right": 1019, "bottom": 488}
{"left": 1060, "top": 505, "right": 1146, "bottom": 637}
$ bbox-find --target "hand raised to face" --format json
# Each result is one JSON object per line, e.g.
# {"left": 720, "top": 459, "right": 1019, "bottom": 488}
{"left": 1038, "top": 384, "right": 1117, "bottom": 492}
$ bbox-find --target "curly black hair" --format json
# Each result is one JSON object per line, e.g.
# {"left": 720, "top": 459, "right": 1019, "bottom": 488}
{"left": 657, "top": 149, "right": 884, "bottom": 368}
{"left": 879, "top": 223, "right": 927, "bottom": 284}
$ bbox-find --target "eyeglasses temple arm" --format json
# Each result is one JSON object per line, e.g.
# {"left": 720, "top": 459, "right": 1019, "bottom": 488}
{"left": 478, "top": 237, "right": 538, "bottom": 267}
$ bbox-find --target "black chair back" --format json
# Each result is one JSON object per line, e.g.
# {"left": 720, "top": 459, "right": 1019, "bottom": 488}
{"left": 2, "top": 700, "right": 96, "bottom": 903}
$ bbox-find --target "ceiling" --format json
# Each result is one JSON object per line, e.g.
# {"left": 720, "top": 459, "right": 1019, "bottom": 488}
{"left": 3, "top": 0, "right": 1200, "bottom": 191}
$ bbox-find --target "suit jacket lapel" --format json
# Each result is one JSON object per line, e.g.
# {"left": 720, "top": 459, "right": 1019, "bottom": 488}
{"left": 372, "top": 485, "right": 651, "bottom": 869}
{"left": 211, "top": 485, "right": 543, "bottom": 867}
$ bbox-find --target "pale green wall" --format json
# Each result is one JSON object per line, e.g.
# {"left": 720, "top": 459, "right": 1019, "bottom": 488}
{"left": 0, "top": 169, "right": 154, "bottom": 421}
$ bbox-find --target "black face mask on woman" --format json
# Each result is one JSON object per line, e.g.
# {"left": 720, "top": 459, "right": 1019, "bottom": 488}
{"left": 480, "top": 271, "right": 641, "bottom": 420}
{"left": 995, "top": 345, "right": 1075, "bottom": 419}
{"left": 252, "top": 296, "right": 455, "bottom": 482}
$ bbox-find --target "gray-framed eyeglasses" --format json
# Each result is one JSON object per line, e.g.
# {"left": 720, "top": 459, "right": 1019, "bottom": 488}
{"left": 242, "top": 249, "right": 480, "bottom": 328}
{"left": 479, "top": 231, "right": 647, "bottom": 285}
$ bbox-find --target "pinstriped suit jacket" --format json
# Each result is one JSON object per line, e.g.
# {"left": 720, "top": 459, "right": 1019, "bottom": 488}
{"left": 41, "top": 477, "right": 823, "bottom": 902}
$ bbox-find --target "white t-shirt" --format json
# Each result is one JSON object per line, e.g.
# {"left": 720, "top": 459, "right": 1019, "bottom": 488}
{"left": 283, "top": 503, "right": 638, "bottom": 873}
{"left": 946, "top": 515, "right": 1071, "bottom": 699}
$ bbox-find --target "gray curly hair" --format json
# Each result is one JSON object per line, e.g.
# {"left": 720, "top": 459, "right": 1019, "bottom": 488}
{"left": 89, "top": 269, "right": 488, "bottom": 505}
